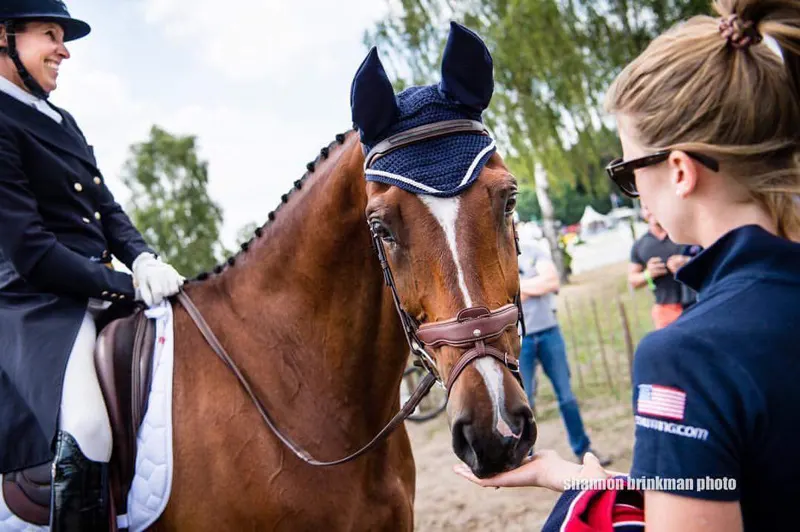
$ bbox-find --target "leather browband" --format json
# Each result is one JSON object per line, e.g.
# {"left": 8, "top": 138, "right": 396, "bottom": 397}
{"left": 363, "top": 119, "right": 489, "bottom": 169}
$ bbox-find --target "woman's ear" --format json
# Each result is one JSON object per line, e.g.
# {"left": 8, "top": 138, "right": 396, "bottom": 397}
{"left": 0, "top": 25, "right": 8, "bottom": 49}
{"left": 669, "top": 151, "right": 699, "bottom": 198}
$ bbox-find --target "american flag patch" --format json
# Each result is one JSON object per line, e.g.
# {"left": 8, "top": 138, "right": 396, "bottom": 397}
{"left": 637, "top": 384, "right": 686, "bottom": 420}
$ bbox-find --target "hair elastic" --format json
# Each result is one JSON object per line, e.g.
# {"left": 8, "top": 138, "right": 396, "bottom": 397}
{"left": 719, "top": 14, "right": 763, "bottom": 50}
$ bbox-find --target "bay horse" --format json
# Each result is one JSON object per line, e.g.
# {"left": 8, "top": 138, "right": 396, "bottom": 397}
{"left": 150, "top": 22, "right": 535, "bottom": 531}
{"left": 0, "top": 21, "right": 535, "bottom": 532}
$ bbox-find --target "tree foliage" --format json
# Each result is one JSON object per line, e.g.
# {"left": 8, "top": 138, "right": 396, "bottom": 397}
{"left": 235, "top": 221, "right": 260, "bottom": 248}
{"left": 366, "top": 0, "right": 710, "bottom": 213}
{"left": 122, "top": 125, "right": 225, "bottom": 278}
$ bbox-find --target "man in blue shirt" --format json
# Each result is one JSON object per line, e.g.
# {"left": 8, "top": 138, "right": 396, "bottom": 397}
{"left": 518, "top": 241, "right": 612, "bottom": 466}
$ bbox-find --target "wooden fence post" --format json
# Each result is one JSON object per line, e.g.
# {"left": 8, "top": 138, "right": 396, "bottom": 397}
{"left": 627, "top": 283, "right": 642, "bottom": 344}
{"left": 605, "top": 293, "right": 621, "bottom": 374}
{"left": 616, "top": 296, "right": 635, "bottom": 383}
{"left": 581, "top": 300, "right": 599, "bottom": 385}
{"left": 590, "top": 297, "right": 616, "bottom": 395}
{"left": 563, "top": 297, "right": 585, "bottom": 392}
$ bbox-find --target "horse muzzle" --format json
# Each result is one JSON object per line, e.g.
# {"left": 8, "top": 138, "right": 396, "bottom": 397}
{"left": 416, "top": 304, "right": 536, "bottom": 477}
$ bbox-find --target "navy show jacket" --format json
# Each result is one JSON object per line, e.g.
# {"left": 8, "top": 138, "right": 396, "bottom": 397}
{"left": 0, "top": 89, "right": 154, "bottom": 473}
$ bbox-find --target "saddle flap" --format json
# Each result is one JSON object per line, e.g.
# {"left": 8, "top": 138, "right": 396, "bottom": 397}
{"left": 2, "top": 463, "right": 51, "bottom": 525}
{"left": 3, "top": 308, "right": 157, "bottom": 529}
{"left": 95, "top": 308, "right": 156, "bottom": 517}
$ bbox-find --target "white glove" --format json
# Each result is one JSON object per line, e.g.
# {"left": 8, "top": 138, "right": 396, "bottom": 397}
{"left": 132, "top": 252, "right": 185, "bottom": 306}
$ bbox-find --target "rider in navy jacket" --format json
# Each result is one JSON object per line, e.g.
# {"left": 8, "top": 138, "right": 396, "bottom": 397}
{"left": 0, "top": 2, "right": 184, "bottom": 530}
{"left": 0, "top": 96, "right": 152, "bottom": 300}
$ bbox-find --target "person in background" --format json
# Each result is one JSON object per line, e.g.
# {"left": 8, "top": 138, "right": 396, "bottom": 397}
{"left": 628, "top": 203, "right": 692, "bottom": 328}
{"left": 518, "top": 240, "right": 612, "bottom": 467}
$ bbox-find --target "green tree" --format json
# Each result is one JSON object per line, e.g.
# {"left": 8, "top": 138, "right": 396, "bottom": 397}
{"left": 122, "top": 125, "right": 224, "bottom": 278}
{"left": 517, "top": 182, "right": 625, "bottom": 226}
{"left": 235, "top": 221, "right": 260, "bottom": 247}
{"left": 366, "top": 0, "right": 709, "bottom": 196}
{"left": 516, "top": 185, "right": 542, "bottom": 222}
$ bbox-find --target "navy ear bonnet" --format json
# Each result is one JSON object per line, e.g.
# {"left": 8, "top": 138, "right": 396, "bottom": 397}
{"left": 350, "top": 22, "right": 496, "bottom": 197}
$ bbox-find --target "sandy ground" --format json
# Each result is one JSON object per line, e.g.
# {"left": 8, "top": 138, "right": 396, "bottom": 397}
{"left": 406, "top": 396, "right": 635, "bottom": 531}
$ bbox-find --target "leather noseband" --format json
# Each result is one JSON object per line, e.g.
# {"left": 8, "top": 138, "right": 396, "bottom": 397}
{"left": 416, "top": 305, "right": 520, "bottom": 396}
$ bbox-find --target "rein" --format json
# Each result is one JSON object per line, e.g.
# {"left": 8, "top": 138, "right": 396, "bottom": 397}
{"left": 177, "top": 119, "right": 526, "bottom": 467}
{"left": 176, "top": 291, "right": 435, "bottom": 467}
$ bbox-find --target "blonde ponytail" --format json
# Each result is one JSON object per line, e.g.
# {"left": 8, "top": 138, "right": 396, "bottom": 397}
{"left": 606, "top": 0, "right": 800, "bottom": 241}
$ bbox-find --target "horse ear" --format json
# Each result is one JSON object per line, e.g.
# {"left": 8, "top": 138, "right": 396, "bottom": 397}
{"left": 439, "top": 21, "right": 494, "bottom": 112}
{"left": 350, "top": 47, "right": 398, "bottom": 143}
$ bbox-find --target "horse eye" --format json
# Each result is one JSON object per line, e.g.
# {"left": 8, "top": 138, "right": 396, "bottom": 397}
{"left": 369, "top": 220, "right": 395, "bottom": 243}
{"left": 505, "top": 192, "right": 518, "bottom": 215}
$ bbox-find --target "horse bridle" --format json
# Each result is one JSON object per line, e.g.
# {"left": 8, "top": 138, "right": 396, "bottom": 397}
{"left": 178, "top": 119, "right": 526, "bottom": 467}
{"left": 366, "top": 119, "right": 526, "bottom": 395}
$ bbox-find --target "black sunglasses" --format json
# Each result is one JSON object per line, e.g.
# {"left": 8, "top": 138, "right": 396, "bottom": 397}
{"left": 605, "top": 150, "right": 720, "bottom": 198}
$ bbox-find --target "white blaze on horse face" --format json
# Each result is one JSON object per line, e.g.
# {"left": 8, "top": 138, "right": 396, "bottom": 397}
{"left": 475, "top": 358, "right": 517, "bottom": 438}
{"left": 419, "top": 195, "right": 515, "bottom": 438}
{"left": 418, "top": 195, "right": 473, "bottom": 307}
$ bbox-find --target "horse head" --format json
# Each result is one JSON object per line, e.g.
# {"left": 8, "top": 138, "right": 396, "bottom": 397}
{"left": 351, "top": 21, "right": 536, "bottom": 478}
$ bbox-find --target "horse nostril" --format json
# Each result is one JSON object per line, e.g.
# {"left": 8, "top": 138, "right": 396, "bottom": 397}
{"left": 451, "top": 417, "right": 477, "bottom": 468}
{"left": 510, "top": 402, "right": 532, "bottom": 423}
{"left": 511, "top": 404, "right": 537, "bottom": 448}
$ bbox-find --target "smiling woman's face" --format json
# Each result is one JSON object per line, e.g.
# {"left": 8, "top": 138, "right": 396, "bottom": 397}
{"left": 5, "top": 21, "right": 71, "bottom": 94}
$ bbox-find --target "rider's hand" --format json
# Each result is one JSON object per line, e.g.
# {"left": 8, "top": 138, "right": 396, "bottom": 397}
{"left": 453, "top": 449, "right": 613, "bottom": 493}
{"left": 132, "top": 252, "right": 185, "bottom": 306}
{"left": 646, "top": 257, "right": 668, "bottom": 279}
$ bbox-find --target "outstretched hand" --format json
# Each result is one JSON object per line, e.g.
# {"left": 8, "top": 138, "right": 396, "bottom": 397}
{"left": 453, "top": 449, "right": 612, "bottom": 493}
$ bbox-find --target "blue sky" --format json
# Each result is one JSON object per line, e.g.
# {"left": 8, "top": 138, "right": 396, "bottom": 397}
{"left": 53, "top": 0, "right": 389, "bottom": 248}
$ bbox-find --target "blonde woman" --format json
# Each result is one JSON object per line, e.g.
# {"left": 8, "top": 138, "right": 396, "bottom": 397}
{"left": 455, "top": 1, "right": 800, "bottom": 530}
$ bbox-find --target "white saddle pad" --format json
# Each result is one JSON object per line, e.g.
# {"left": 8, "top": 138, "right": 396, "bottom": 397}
{"left": 0, "top": 300, "right": 176, "bottom": 531}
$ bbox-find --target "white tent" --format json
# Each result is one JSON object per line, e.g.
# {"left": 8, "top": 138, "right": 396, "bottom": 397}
{"left": 579, "top": 205, "right": 610, "bottom": 237}
{"left": 580, "top": 205, "right": 609, "bottom": 224}
{"left": 607, "top": 206, "right": 637, "bottom": 221}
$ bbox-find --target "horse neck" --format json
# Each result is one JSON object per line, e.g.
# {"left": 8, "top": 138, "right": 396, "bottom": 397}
{"left": 191, "top": 132, "right": 409, "bottom": 440}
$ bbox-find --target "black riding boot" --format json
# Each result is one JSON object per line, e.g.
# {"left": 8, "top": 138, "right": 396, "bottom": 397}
{"left": 49, "top": 430, "right": 110, "bottom": 532}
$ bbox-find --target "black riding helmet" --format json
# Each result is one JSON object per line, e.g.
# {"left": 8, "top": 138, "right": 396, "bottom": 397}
{"left": 0, "top": 0, "right": 90, "bottom": 99}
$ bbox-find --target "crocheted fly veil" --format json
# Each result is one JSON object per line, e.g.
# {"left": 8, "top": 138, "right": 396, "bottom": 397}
{"left": 350, "top": 22, "right": 496, "bottom": 197}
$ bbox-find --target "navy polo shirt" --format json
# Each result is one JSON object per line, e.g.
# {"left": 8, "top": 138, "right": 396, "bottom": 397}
{"left": 630, "top": 224, "right": 800, "bottom": 529}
